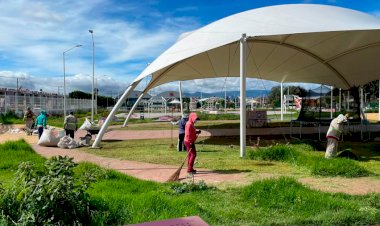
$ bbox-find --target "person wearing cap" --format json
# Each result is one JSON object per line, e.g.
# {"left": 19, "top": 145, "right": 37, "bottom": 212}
{"left": 325, "top": 113, "right": 349, "bottom": 159}
{"left": 23, "top": 107, "right": 35, "bottom": 135}
{"left": 35, "top": 110, "right": 47, "bottom": 139}
{"left": 64, "top": 111, "right": 78, "bottom": 139}
{"left": 177, "top": 114, "right": 189, "bottom": 152}
{"left": 184, "top": 112, "right": 201, "bottom": 174}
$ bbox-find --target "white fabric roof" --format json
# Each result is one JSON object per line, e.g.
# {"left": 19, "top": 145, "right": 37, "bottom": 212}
{"left": 169, "top": 99, "right": 181, "bottom": 104}
{"left": 134, "top": 4, "right": 380, "bottom": 90}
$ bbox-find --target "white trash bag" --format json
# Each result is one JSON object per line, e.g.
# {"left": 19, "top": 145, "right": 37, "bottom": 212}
{"left": 37, "top": 128, "right": 65, "bottom": 147}
{"left": 79, "top": 118, "right": 93, "bottom": 130}
{"left": 58, "top": 136, "right": 79, "bottom": 149}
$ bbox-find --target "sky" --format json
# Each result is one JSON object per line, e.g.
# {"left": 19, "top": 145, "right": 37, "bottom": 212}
{"left": 1, "top": 0, "right": 380, "bottom": 96}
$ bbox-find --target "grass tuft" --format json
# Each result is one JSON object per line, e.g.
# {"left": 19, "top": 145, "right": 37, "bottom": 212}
{"left": 311, "top": 157, "right": 370, "bottom": 177}
{"left": 248, "top": 143, "right": 370, "bottom": 177}
{"left": 247, "top": 144, "right": 299, "bottom": 162}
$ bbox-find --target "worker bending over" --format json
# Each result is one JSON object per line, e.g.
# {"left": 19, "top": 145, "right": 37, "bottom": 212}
{"left": 325, "top": 114, "right": 348, "bottom": 159}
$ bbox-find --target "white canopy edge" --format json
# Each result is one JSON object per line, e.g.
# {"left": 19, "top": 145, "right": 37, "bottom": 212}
{"left": 134, "top": 4, "right": 380, "bottom": 88}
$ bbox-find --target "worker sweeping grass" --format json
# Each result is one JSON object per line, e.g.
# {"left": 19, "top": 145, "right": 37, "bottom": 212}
{"left": 184, "top": 112, "right": 201, "bottom": 174}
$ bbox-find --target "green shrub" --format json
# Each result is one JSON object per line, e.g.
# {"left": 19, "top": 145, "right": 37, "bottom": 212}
{"left": 247, "top": 144, "right": 299, "bottom": 162}
{"left": 311, "top": 158, "right": 369, "bottom": 177}
{"left": 0, "top": 156, "right": 98, "bottom": 225}
{"left": 0, "top": 110, "right": 21, "bottom": 124}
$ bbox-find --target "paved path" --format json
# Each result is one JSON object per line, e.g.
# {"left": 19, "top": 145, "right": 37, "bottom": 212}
{"left": 2, "top": 124, "right": 380, "bottom": 195}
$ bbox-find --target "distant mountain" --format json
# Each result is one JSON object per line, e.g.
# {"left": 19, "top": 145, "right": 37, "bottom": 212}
{"left": 184, "top": 90, "right": 269, "bottom": 98}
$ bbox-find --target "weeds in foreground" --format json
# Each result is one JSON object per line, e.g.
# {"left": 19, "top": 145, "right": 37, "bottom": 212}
{"left": 170, "top": 180, "right": 212, "bottom": 193}
{"left": 0, "top": 156, "right": 100, "bottom": 225}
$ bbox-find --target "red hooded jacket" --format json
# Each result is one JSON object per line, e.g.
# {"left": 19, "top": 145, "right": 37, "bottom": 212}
{"left": 184, "top": 112, "right": 198, "bottom": 144}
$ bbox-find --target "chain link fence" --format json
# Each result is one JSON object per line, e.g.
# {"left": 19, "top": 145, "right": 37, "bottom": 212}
{"left": 0, "top": 94, "right": 92, "bottom": 116}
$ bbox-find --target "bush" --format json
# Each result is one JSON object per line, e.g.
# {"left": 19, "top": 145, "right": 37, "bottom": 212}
{"left": 311, "top": 158, "right": 369, "bottom": 177}
{"left": 0, "top": 156, "right": 98, "bottom": 225}
{"left": 0, "top": 110, "right": 20, "bottom": 124}
{"left": 247, "top": 144, "right": 299, "bottom": 162}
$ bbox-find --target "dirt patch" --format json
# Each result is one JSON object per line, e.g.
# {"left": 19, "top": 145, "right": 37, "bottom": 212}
{"left": 0, "top": 124, "right": 38, "bottom": 144}
{"left": 299, "top": 177, "right": 380, "bottom": 195}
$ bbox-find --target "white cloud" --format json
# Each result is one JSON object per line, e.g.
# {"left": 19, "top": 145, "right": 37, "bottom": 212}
{"left": 0, "top": 0, "right": 199, "bottom": 85}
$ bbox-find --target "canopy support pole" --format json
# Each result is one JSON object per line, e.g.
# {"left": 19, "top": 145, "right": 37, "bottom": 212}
{"left": 339, "top": 88, "right": 341, "bottom": 112}
{"left": 179, "top": 81, "right": 184, "bottom": 116}
{"left": 240, "top": 33, "right": 247, "bottom": 157}
{"left": 280, "top": 82, "right": 283, "bottom": 121}
{"left": 360, "top": 86, "right": 364, "bottom": 117}
{"left": 330, "top": 86, "right": 333, "bottom": 119}
{"left": 122, "top": 91, "right": 147, "bottom": 127}
{"left": 92, "top": 81, "right": 139, "bottom": 148}
{"left": 378, "top": 80, "right": 380, "bottom": 121}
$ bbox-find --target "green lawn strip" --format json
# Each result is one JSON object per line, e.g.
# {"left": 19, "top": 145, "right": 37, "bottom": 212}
{"left": 87, "top": 168, "right": 380, "bottom": 225}
{"left": 0, "top": 140, "right": 46, "bottom": 188}
{"left": 1, "top": 140, "right": 380, "bottom": 225}
{"left": 83, "top": 138, "right": 301, "bottom": 176}
{"left": 0, "top": 140, "right": 45, "bottom": 170}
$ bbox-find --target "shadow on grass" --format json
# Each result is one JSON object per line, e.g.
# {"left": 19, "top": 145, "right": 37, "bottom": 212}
{"left": 103, "top": 139, "right": 124, "bottom": 142}
{"left": 253, "top": 162, "right": 275, "bottom": 166}
{"left": 208, "top": 169, "right": 252, "bottom": 174}
{"left": 339, "top": 143, "right": 380, "bottom": 162}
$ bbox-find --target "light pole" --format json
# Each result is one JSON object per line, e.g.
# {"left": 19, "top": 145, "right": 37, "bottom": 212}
{"left": 63, "top": 44, "right": 82, "bottom": 118}
{"left": 89, "top": 29, "right": 95, "bottom": 123}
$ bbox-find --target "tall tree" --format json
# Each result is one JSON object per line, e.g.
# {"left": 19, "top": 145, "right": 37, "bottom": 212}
{"left": 268, "top": 85, "right": 307, "bottom": 107}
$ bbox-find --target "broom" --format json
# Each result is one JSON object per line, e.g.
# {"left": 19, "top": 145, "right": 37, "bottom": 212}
{"left": 166, "top": 149, "right": 191, "bottom": 182}
{"left": 167, "top": 133, "right": 199, "bottom": 182}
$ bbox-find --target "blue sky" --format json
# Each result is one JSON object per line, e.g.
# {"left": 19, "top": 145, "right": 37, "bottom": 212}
{"left": 1, "top": 0, "right": 380, "bottom": 96}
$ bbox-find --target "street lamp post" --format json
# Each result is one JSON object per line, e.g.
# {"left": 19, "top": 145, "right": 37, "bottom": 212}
{"left": 89, "top": 29, "right": 95, "bottom": 123}
{"left": 63, "top": 44, "right": 82, "bottom": 118}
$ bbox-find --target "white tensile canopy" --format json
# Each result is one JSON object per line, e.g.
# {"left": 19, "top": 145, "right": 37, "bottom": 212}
{"left": 93, "top": 4, "right": 380, "bottom": 153}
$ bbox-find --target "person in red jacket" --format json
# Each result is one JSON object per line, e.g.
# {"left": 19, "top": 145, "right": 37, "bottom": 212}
{"left": 184, "top": 112, "right": 201, "bottom": 174}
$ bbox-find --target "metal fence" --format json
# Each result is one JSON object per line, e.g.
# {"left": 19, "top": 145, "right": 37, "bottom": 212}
{"left": 0, "top": 94, "right": 92, "bottom": 116}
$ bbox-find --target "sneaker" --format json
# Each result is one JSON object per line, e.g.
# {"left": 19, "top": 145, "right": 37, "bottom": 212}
{"left": 188, "top": 170, "right": 197, "bottom": 174}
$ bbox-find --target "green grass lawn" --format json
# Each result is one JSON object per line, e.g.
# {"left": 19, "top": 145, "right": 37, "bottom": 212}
{"left": 1, "top": 140, "right": 380, "bottom": 225}
{"left": 83, "top": 137, "right": 380, "bottom": 179}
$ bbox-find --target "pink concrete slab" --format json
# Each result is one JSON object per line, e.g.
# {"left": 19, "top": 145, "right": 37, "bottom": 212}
{"left": 128, "top": 216, "right": 209, "bottom": 226}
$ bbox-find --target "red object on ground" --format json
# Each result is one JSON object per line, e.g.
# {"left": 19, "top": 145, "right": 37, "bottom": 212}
{"left": 128, "top": 216, "right": 209, "bottom": 226}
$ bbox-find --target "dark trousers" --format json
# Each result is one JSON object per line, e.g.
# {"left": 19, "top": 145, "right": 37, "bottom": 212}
{"left": 37, "top": 127, "right": 44, "bottom": 139}
{"left": 66, "top": 130, "right": 75, "bottom": 139}
{"left": 177, "top": 133, "right": 186, "bottom": 151}
{"left": 184, "top": 141, "right": 196, "bottom": 173}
